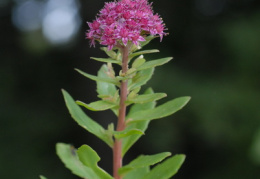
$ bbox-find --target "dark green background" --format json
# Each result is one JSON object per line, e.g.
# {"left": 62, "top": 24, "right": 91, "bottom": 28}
{"left": 1, "top": 0, "right": 260, "bottom": 178}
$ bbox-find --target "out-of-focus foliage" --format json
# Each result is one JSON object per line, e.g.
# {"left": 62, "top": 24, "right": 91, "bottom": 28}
{"left": 0, "top": 0, "right": 260, "bottom": 179}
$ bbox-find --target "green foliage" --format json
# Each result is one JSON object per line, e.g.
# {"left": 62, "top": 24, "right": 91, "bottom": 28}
{"left": 56, "top": 36, "right": 190, "bottom": 179}
{"left": 132, "top": 57, "right": 146, "bottom": 68}
{"left": 122, "top": 88, "right": 156, "bottom": 155}
{"left": 127, "top": 96, "right": 191, "bottom": 123}
{"left": 119, "top": 152, "right": 171, "bottom": 176}
{"left": 101, "top": 47, "right": 118, "bottom": 59}
{"left": 75, "top": 68, "right": 120, "bottom": 86}
{"left": 129, "top": 49, "right": 159, "bottom": 60}
{"left": 96, "top": 64, "right": 118, "bottom": 99}
{"left": 128, "top": 68, "right": 154, "bottom": 91}
{"left": 56, "top": 143, "right": 100, "bottom": 178}
{"left": 39, "top": 175, "right": 47, "bottom": 179}
{"left": 62, "top": 90, "right": 113, "bottom": 147}
{"left": 90, "top": 57, "right": 121, "bottom": 64}
{"left": 123, "top": 167, "right": 150, "bottom": 179}
{"left": 126, "top": 93, "right": 167, "bottom": 104}
{"left": 139, "top": 35, "right": 157, "bottom": 48}
{"left": 77, "top": 145, "right": 113, "bottom": 179}
{"left": 136, "top": 57, "right": 173, "bottom": 71}
{"left": 76, "top": 100, "right": 117, "bottom": 111}
{"left": 114, "top": 128, "right": 144, "bottom": 139}
{"left": 141, "top": 155, "right": 186, "bottom": 179}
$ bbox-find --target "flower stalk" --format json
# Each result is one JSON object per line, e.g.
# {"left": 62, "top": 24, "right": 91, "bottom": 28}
{"left": 113, "top": 45, "right": 129, "bottom": 179}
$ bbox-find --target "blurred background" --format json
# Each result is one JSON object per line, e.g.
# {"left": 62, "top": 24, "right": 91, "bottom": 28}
{"left": 1, "top": 0, "right": 260, "bottom": 178}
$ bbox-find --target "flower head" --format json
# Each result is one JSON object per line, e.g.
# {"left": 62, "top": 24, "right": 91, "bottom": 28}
{"left": 86, "top": 0, "right": 166, "bottom": 50}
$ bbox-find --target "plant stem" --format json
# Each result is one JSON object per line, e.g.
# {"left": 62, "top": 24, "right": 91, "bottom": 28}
{"left": 113, "top": 46, "right": 129, "bottom": 179}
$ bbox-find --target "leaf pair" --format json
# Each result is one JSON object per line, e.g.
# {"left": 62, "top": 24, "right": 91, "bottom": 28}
{"left": 55, "top": 143, "right": 185, "bottom": 179}
{"left": 122, "top": 153, "right": 185, "bottom": 179}
{"left": 56, "top": 143, "right": 113, "bottom": 179}
{"left": 122, "top": 88, "right": 190, "bottom": 155}
{"left": 62, "top": 87, "right": 190, "bottom": 152}
{"left": 62, "top": 90, "right": 114, "bottom": 147}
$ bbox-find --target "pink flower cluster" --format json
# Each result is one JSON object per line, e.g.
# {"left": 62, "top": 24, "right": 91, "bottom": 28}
{"left": 86, "top": 0, "right": 166, "bottom": 50}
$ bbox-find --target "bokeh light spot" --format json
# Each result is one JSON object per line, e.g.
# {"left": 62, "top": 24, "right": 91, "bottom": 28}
{"left": 12, "top": 0, "right": 43, "bottom": 31}
{"left": 42, "top": 0, "right": 81, "bottom": 45}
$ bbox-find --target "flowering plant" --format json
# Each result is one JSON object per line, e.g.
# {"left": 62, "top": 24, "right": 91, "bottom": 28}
{"left": 40, "top": 0, "right": 190, "bottom": 179}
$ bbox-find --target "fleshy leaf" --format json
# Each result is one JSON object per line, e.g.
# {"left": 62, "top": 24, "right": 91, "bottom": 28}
{"left": 128, "top": 68, "right": 154, "bottom": 91}
{"left": 139, "top": 35, "right": 157, "bottom": 48}
{"left": 127, "top": 96, "right": 191, "bottom": 124}
{"left": 62, "top": 90, "right": 113, "bottom": 147}
{"left": 75, "top": 68, "right": 119, "bottom": 85}
{"left": 123, "top": 167, "right": 150, "bottom": 179}
{"left": 77, "top": 145, "right": 113, "bottom": 179}
{"left": 129, "top": 49, "right": 159, "bottom": 60}
{"left": 132, "top": 57, "right": 146, "bottom": 68}
{"left": 114, "top": 128, "right": 144, "bottom": 139}
{"left": 122, "top": 88, "right": 156, "bottom": 155}
{"left": 76, "top": 100, "right": 117, "bottom": 111}
{"left": 119, "top": 152, "right": 171, "bottom": 176}
{"left": 39, "top": 175, "right": 47, "bottom": 179}
{"left": 141, "top": 154, "right": 186, "bottom": 179}
{"left": 56, "top": 143, "right": 100, "bottom": 179}
{"left": 90, "top": 57, "right": 121, "bottom": 64}
{"left": 97, "top": 65, "right": 117, "bottom": 98}
{"left": 136, "top": 57, "right": 173, "bottom": 71}
{"left": 126, "top": 93, "right": 167, "bottom": 104}
{"left": 100, "top": 47, "right": 117, "bottom": 59}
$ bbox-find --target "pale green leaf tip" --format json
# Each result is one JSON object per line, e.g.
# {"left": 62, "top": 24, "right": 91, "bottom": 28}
{"left": 166, "top": 152, "right": 172, "bottom": 156}
{"left": 166, "top": 57, "right": 174, "bottom": 61}
{"left": 175, "top": 154, "right": 186, "bottom": 161}
{"left": 184, "top": 96, "right": 191, "bottom": 102}
{"left": 39, "top": 175, "right": 47, "bottom": 179}
{"left": 180, "top": 96, "right": 191, "bottom": 107}
{"left": 56, "top": 142, "right": 63, "bottom": 148}
{"left": 61, "top": 89, "right": 67, "bottom": 95}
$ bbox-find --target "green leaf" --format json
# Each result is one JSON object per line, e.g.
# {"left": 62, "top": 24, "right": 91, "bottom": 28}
{"left": 56, "top": 143, "right": 100, "bottom": 179}
{"left": 139, "top": 35, "right": 157, "bottom": 48}
{"left": 126, "top": 93, "right": 167, "bottom": 104}
{"left": 77, "top": 145, "right": 113, "bottom": 179}
{"left": 128, "top": 68, "right": 154, "bottom": 91}
{"left": 141, "top": 154, "right": 186, "bottom": 179}
{"left": 62, "top": 90, "right": 113, "bottom": 147}
{"left": 90, "top": 57, "right": 121, "bottom": 64}
{"left": 122, "top": 88, "right": 156, "bottom": 155}
{"left": 100, "top": 47, "right": 117, "bottom": 59}
{"left": 39, "top": 175, "right": 47, "bottom": 179}
{"left": 97, "top": 65, "right": 117, "bottom": 98}
{"left": 96, "top": 65, "right": 119, "bottom": 115}
{"left": 136, "top": 57, "right": 173, "bottom": 71}
{"left": 129, "top": 49, "right": 159, "bottom": 59}
{"left": 76, "top": 100, "right": 117, "bottom": 111}
{"left": 127, "top": 96, "right": 191, "bottom": 124}
{"left": 132, "top": 57, "right": 146, "bottom": 68}
{"left": 123, "top": 167, "right": 150, "bottom": 179}
{"left": 119, "top": 152, "right": 171, "bottom": 176}
{"left": 114, "top": 128, "right": 144, "bottom": 139}
{"left": 75, "top": 68, "right": 119, "bottom": 85}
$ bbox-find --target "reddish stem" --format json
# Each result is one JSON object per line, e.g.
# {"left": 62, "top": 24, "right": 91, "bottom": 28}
{"left": 113, "top": 46, "right": 129, "bottom": 179}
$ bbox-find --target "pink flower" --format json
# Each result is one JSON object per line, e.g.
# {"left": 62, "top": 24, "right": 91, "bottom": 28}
{"left": 117, "top": 28, "right": 132, "bottom": 46}
{"left": 86, "top": 0, "right": 166, "bottom": 50}
{"left": 131, "top": 32, "right": 146, "bottom": 46}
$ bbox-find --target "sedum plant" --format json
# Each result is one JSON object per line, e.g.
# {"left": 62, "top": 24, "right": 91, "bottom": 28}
{"left": 41, "top": 0, "right": 190, "bottom": 179}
